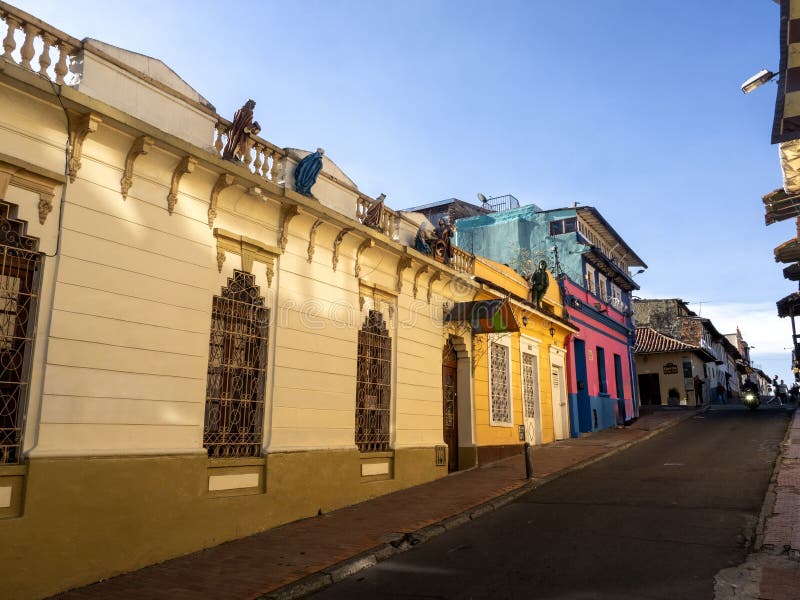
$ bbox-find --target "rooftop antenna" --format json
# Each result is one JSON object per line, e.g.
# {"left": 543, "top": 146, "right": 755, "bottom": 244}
{"left": 689, "top": 300, "right": 711, "bottom": 316}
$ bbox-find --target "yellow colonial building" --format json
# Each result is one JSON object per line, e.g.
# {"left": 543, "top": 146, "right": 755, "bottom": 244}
{"left": 457, "top": 257, "right": 578, "bottom": 464}
{"left": 0, "top": 5, "right": 489, "bottom": 598}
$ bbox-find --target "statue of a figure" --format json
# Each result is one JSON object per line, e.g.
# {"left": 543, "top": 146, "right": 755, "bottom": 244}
{"left": 414, "top": 224, "right": 433, "bottom": 255}
{"left": 362, "top": 193, "right": 386, "bottom": 230}
{"left": 222, "top": 100, "right": 261, "bottom": 161}
{"left": 529, "top": 260, "right": 550, "bottom": 308}
{"left": 437, "top": 218, "right": 454, "bottom": 264}
{"left": 294, "top": 148, "right": 325, "bottom": 196}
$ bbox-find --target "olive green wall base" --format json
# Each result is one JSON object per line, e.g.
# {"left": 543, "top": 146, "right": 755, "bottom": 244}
{"left": 477, "top": 443, "right": 524, "bottom": 465}
{"left": 458, "top": 446, "right": 478, "bottom": 470}
{"left": 0, "top": 447, "right": 444, "bottom": 600}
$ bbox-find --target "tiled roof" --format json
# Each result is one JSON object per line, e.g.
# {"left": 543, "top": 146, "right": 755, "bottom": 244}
{"left": 635, "top": 326, "right": 700, "bottom": 354}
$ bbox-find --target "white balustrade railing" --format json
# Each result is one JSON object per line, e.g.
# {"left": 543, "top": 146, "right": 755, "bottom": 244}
{"left": 213, "top": 119, "right": 286, "bottom": 184}
{"left": 0, "top": 2, "right": 81, "bottom": 85}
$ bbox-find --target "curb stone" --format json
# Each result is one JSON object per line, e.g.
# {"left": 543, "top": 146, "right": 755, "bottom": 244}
{"left": 265, "top": 408, "right": 700, "bottom": 600}
{"left": 754, "top": 408, "right": 796, "bottom": 553}
{"left": 713, "top": 407, "right": 798, "bottom": 600}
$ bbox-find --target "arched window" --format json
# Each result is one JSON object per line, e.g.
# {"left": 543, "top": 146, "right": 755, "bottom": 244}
{"left": 203, "top": 270, "right": 269, "bottom": 458}
{"left": 355, "top": 310, "right": 391, "bottom": 452}
{"left": 0, "top": 202, "right": 42, "bottom": 465}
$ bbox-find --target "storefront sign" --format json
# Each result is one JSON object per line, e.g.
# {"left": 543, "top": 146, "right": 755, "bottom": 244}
{"left": 663, "top": 362, "right": 678, "bottom": 375}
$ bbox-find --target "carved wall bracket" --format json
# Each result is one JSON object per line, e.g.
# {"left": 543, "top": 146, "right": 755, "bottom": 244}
{"left": 0, "top": 161, "right": 61, "bottom": 225}
{"left": 413, "top": 265, "right": 429, "bottom": 299}
{"left": 67, "top": 112, "right": 101, "bottom": 183}
{"left": 307, "top": 219, "right": 324, "bottom": 263}
{"left": 395, "top": 256, "right": 413, "bottom": 293}
{"left": 167, "top": 155, "right": 197, "bottom": 214}
{"left": 428, "top": 271, "right": 441, "bottom": 303}
{"left": 208, "top": 173, "right": 235, "bottom": 228}
{"left": 120, "top": 136, "right": 154, "bottom": 200}
{"left": 332, "top": 227, "right": 354, "bottom": 271}
{"left": 214, "top": 228, "right": 280, "bottom": 287}
{"left": 354, "top": 238, "right": 374, "bottom": 278}
{"left": 279, "top": 204, "right": 300, "bottom": 251}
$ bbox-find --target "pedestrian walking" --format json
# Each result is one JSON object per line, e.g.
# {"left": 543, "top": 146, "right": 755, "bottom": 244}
{"left": 715, "top": 383, "right": 726, "bottom": 404}
{"left": 766, "top": 380, "right": 787, "bottom": 406}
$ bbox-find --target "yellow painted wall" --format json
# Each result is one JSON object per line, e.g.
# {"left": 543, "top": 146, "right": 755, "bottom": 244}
{"left": 471, "top": 257, "right": 573, "bottom": 449}
{"left": 0, "top": 58, "right": 487, "bottom": 597}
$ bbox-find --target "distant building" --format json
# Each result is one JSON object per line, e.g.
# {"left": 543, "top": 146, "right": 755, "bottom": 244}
{"left": 457, "top": 203, "right": 646, "bottom": 435}
{"left": 634, "top": 326, "right": 717, "bottom": 406}
{"left": 402, "top": 198, "right": 490, "bottom": 229}
{"left": 633, "top": 299, "right": 741, "bottom": 405}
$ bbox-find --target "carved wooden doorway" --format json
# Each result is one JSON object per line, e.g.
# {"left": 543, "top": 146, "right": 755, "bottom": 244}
{"left": 442, "top": 339, "right": 459, "bottom": 472}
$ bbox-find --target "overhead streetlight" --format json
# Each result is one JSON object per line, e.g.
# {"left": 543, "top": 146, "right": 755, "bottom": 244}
{"left": 741, "top": 69, "right": 777, "bottom": 94}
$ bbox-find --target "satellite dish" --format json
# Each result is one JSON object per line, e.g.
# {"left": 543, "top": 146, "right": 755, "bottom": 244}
{"left": 477, "top": 193, "right": 487, "bottom": 204}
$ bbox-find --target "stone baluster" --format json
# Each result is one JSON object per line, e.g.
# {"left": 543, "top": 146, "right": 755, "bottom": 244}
{"left": 262, "top": 148, "right": 270, "bottom": 179}
{"left": 381, "top": 205, "right": 392, "bottom": 237}
{"left": 19, "top": 23, "right": 38, "bottom": 70}
{"left": 2, "top": 15, "right": 20, "bottom": 61}
{"left": 269, "top": 150, "right": 281, "bottom": 182}
{"left": 252, "top": 143, "right": 263, "bottom": 177}
{"left": 53, "top": 41, "right": 70, "bottom": 84}
{"left": 242, "top": 135, "right": 255, "bottom": 169}
{"left": 38, "top": 32, "right": 55, "bottom": 76}
{"left": 214, "top": 123, "right": 226, "bottom": 156}
{"left": 357, "top": 196, "right": 369, "bottom": 222}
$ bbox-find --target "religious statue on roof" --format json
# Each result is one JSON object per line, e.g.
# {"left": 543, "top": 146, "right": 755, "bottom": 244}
{"left": 436, "top": 217, "right": 455, "bottom": 264}
{"left": 362, "top": 193, "right": 387, "bottom": 230}
{"left": 529, "top": 260, "right": 549, "bottom": 308}
{"left": 222, "top": 100, "right": 261, "bottom": 161}
{"left": 294, "top": 148, "right": 325, "bottom": 196}
{"left": 414, "top": 223, "right": 433, "bottom": 255}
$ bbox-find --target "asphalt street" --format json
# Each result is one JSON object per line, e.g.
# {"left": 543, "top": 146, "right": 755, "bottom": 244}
{"left": 309, "top": 407, "right": 792, "bottom": 600}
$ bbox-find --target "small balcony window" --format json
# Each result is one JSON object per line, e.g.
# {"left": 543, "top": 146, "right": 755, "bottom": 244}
{"left": 549, "top": 218, "right": 577, "bottom": 236}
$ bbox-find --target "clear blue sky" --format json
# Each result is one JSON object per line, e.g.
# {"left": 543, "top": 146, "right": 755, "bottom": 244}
{"left": 23, "top": 0, "right": 796, "bottom": 381}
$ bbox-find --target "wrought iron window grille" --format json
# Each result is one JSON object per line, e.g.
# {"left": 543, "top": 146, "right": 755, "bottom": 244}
{"left": 489, "top": 341, "right": 511, "bottom": 424}
{"left": 356, "top": 310, "right": 391, "bottom": 452}
{"left": 203, "top": 270, "right": 269, "bottom": 459}
{"left": 0, "top": 202, "right": 42, "bottom": 465}
{"left": 522, "top": 352, "right": 539, "bottom": 421}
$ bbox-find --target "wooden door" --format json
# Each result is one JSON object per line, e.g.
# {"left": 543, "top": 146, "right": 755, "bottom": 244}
{"left": 442, "top": 340, "right": 459, "bottom": 472}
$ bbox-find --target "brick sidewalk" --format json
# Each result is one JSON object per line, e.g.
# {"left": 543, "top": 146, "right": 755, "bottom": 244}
{"left": 759, "top": 408, "right": 800, "bottom": 600}
{"left": 52, "top": 409, "right": 694, "bottom": 600}
{"left": 715, "top": 407, "right": 800, "bottom": 600}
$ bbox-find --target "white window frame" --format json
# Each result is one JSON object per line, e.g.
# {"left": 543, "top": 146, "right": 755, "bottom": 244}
{"left": 519, "top": 335, "right": 542, "bottom": 442}
{"left": 598, "top": 273, "right": 608, "bottom": 301}
{"left": 585, "top": 264, "right": 596, "bottom": 295}
{"left": 488, "top": 333, "right": 513, "bottom": 427}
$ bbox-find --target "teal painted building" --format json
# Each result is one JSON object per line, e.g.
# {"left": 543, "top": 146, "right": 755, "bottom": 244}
{"left": 457, "top": 203, "right": 647, "bottom": 435}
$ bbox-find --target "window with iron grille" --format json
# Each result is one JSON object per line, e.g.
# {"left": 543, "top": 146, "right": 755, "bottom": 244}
{"left": 489, "top": 341, "right": 512, "bottom": 425}
{"left": 521, "top": 352, "right": 539, "bottom": 421}
{"left": 203, "top": 270, "right": 269, "bottom": 458}
{"left": 0, "top": 202, "right": 41, "bottom": 465}
{"left": 356, "top": 310, "right": 391, "bottom": 452}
